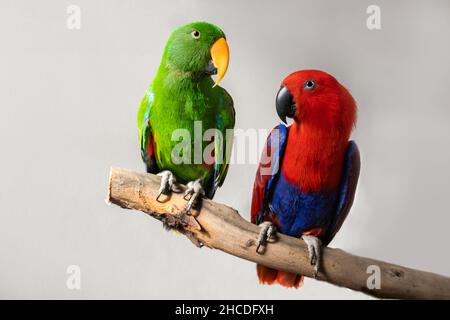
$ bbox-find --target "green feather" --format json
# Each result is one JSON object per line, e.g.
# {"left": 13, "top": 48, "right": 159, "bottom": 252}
{"left": 137, "top": 22, "right": 235, "bottom": 197}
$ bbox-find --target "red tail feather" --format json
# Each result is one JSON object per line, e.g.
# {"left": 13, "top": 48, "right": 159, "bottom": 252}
{"left": 256, "top": 265, "right": 304, "bottom": 288}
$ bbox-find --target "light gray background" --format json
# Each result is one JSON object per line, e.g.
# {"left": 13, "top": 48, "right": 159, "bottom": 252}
{"left": 1, "top": 0, "right": 449, "bottom": 299}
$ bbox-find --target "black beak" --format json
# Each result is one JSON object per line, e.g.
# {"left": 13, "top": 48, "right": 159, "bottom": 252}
{"left": 205, "top": 60, "right": 217, "bottom": 75}
{"left": 276, "top": 85, "right": 296, "bottom": 124}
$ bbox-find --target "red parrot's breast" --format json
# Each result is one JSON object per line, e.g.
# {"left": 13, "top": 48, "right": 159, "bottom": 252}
{"left": 281, "top": 122, "right": 348, "bottom": 192}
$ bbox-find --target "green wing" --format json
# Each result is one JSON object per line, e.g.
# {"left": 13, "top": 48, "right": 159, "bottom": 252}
{"left": 137, "top": 87, "right": 159, "bottom": 173}
{"left": 207, "top": 89, "right": 235, "bottom": 198}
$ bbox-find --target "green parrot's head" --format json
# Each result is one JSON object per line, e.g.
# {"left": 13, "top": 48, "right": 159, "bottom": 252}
{"left": 163, "top": 21, "right": 229, "bottom": 87}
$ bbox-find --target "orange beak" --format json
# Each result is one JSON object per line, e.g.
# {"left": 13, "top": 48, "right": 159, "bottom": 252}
{"left": 210, "top": 37, "right": 229, "bottom": 87}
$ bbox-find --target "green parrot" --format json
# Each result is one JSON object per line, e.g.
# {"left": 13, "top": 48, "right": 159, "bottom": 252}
{"left": 137, "top": 21, "right": 235, "bottom": 213}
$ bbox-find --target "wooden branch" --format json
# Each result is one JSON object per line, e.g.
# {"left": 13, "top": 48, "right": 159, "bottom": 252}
{"left": 107, "top": 167, "right": 450, "bottom": 299}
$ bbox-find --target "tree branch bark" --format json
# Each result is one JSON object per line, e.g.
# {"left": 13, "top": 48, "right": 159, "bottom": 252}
{"left": 107, "top": 167, "right": 450, "bottom": 299}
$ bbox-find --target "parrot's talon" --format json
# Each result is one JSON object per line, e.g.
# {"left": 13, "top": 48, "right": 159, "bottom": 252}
{"left": 156, "top": 170, "right": 177, "bottom": 202}
{"left": 256, "top": 221, "right": 276, "bottom": 254}
{"left": 302, "top": 235, "right": 322, "bottom": 278}
{"left": 182, "top": 179, "right": 205, "bottom": 215}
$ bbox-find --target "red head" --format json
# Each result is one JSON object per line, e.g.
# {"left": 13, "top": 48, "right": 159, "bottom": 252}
{"left": 276, "top": 70, "right": 356, "bottom": 138}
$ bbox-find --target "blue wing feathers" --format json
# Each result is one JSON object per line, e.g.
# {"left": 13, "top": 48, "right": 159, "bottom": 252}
{"left": 252, "top": 124, "right": 289, "bottom": 225}
{"left": 322, "top": 141, "right": 361, "bottom": 245}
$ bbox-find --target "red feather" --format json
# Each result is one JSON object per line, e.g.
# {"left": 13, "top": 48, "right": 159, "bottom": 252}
{"left": 281, "top": 70, "right": 356, "bottom": 192}
{"left": 252, "top": 70, "right": 357, "bottom": 288}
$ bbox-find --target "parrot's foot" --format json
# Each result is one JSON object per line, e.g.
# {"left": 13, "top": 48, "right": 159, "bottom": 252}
{"left": 181, "top": 179, "right": 205, "bottom": 216}
{"left": 156, "top": 170, "right": 179, "bottom": 202}
{"left": 302, "top": 235, "right": 322, "bottom": 278}
{"left": 256, "top": 221, "right": 277, "bottom": 254}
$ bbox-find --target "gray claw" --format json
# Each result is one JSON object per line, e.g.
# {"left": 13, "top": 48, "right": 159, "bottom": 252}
{"left": 302, "top": 234, "right": 322, "bottom": 278}
{"left": 256, "top": 221, "right": 276, "bottom": 254}
{"left": 156, "top": 170, "right": 178, "bottom": 201}
{"left": 182, "top": 179, "right": 205, "bottom": 215}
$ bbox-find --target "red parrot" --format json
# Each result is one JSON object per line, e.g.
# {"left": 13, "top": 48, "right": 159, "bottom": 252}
{"left": 251, "top": 70, "right": 360, "bottom": 288}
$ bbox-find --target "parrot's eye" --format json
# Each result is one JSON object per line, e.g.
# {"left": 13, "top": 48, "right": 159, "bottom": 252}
{"left": 304, "top": 80, "right": 316, "bottom": 91}
{"left": 191, "top": 30, "right": 201, "bottom": 39}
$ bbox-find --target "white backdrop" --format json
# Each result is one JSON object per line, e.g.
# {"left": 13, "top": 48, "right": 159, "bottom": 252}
{"left": 1, "top": 0, "right": 449, "bottom": 299}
